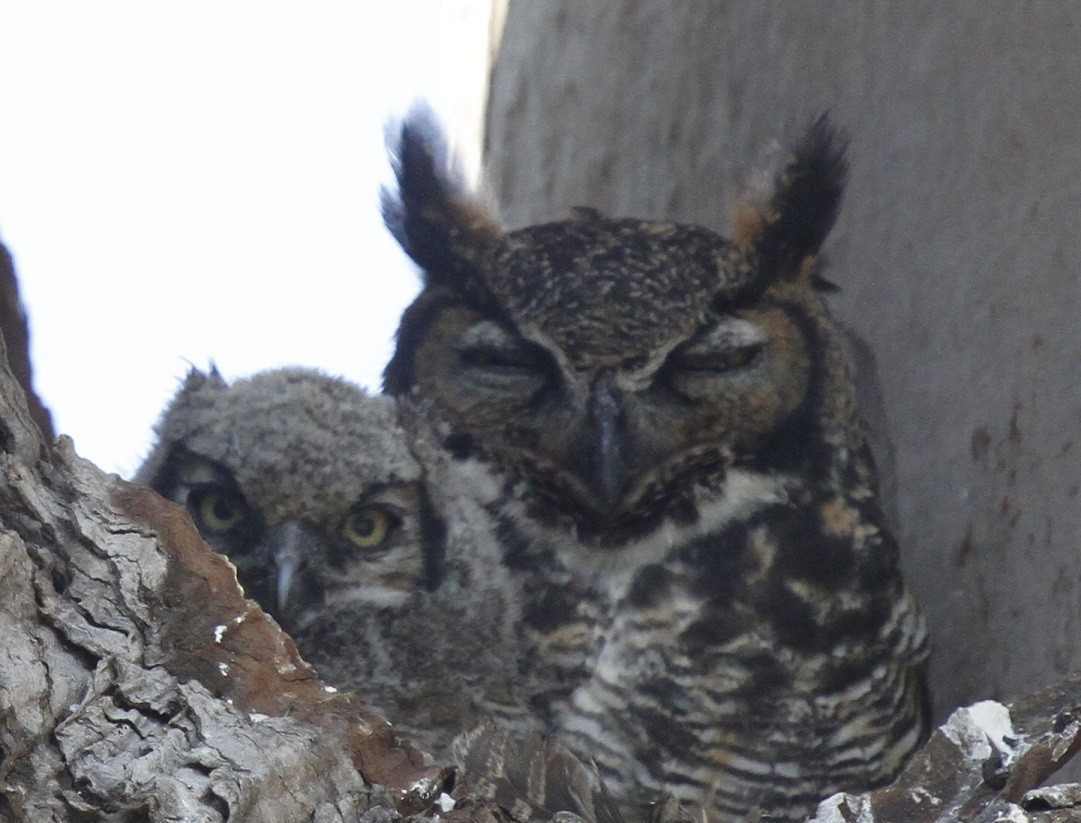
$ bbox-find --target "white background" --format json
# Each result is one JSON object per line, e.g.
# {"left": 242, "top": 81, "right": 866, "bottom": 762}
{"left": 0, "top": 4, "right": 441, "bottom": 475}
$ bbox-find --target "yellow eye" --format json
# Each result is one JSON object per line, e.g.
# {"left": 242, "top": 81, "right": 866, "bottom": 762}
{"left": 191, "top": 487, "right": 249, "bottom": 534}
{"left": 341, "top": 506, "right": 394, "bottom": 549}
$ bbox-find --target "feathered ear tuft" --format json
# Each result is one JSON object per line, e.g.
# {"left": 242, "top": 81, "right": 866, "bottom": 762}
{"left": 751, "top": 113, "right": 848, "bottom": 280}
{"left": 132, "top": 366, "right": 227, "bottom": 488}
{"left": 382, "top": 103, "right": 500, "bottom": 282}
{"left": 381, "top": 104, "right": 504, "bottom": 395}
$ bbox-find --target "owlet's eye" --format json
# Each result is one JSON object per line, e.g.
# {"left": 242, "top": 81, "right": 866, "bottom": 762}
{"left": 340, "top": 506, "right": 397, "bottom": 550}
{"left": 189, "top": 486, "right": 251, "bottom": 534}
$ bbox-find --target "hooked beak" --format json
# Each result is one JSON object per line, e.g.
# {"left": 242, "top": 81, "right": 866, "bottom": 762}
{"left": 267, "top": 522, "right": 305, "bottom": 618}
{"left": 588, "top": 373, "right": 626, "bottom": 512}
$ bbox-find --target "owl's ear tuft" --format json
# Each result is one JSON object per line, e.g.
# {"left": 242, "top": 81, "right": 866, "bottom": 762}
{"left": 133, "top": 367, "right": 224, "bottom": 488}
{"left": 382, "top": 104, "right": 501, "bottom": 283}
{"left": 178, "top": 364, "right": 227, "bottom": 393}
{"left": 745, "top": 114, "right": 848, "bottom": 282}
{"left": 382, "top": 105, "right": 505, "bottom": 396}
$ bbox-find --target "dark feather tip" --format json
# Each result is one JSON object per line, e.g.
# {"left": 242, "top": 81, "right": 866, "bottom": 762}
{"left": 381, "top": 102, "right": 461, "bottom": 268}
{"left": 759, "top": 113, "right": 849, "bottom": 272}
{"left": 812, "top": 273, "right": 841, "bottom": 293}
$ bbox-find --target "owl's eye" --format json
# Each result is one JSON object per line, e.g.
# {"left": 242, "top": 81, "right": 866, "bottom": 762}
{"left": 660, "top": 319, "right": 770, "bottom": 400}
{"left": 461, "top": 344, "right": 543, "bottom": 370}
{"left": 668, "top": 317, "right": 768, "bottom": 376}
{"left": 189, "top": 486, "right": 251, "bottom": 534}
{"left": 673, "top": 343, "right": 763, "bottom": 373}
{"left": 458, "top": 321, "right": 549, "bottom": 373}
{"left": 340, "top": 506, "right": 398, "bottom": 550}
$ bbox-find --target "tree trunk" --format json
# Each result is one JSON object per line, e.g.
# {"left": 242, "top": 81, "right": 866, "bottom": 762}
{"left": 0, "top": 239, "right": 53, "bottom": 443}
{"left": 485, "top": 0, "right": 1081, "bottom": 726}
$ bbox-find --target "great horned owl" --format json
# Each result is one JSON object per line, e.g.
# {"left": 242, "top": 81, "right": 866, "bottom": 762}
{"left": 136, "top": 367, "right": 530, "bottom": 755}
{"left": 382, "top": 111, "right": 930, "bottom": 820}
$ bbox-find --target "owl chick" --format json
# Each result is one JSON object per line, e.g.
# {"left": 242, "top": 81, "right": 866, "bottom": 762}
{"left": 136, "top": 367, "right": 530, "bottom": 755}
{"left": 136, "top": 367, "right": 429, "bottom": 628}
{"left": 382, "top": 110, "right": 930, "bottom": 820}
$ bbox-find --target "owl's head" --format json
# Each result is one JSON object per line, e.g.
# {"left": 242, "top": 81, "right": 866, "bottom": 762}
{"left": 384, "top": 111, "right": 853, "bottom": 540}
{"left": 136, "top": 367, "right": 440, "bottom": 630}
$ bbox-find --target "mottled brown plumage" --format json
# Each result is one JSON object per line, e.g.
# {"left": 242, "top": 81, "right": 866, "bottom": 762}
{"left": 384, "top": 110, "right": 930, "bottom": 821}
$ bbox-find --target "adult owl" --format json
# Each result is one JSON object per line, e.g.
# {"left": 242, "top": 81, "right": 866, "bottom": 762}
{"left": 136, "top": 367, "right": 529, "bottom": 756}
{"left": 382, "top": 110, "right": 930, "bottom": 820}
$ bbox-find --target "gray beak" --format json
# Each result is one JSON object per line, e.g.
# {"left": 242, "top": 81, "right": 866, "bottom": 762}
{"left": 268, "top": 521, "right": 305, "bottom": 616}
{"left": 589, "top": 373, "right": 625, "bottom": 511}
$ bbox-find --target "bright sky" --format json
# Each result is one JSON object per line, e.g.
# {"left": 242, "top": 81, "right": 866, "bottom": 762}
{"left": 0, "top": 4, "right": 442, "bottom": 476}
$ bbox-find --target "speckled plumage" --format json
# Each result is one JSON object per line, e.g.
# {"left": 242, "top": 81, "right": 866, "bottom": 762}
{"left": 136, "top": 368, "right": 426, "bottom": 621}
{"left": 453, "top": 723, "right": 626, "bottom": 823}
{"left": 136, "top": 367, "right": 530, "bottom": 756}
{"left": 384, "top": 111, "right": 930, "bottom": 820}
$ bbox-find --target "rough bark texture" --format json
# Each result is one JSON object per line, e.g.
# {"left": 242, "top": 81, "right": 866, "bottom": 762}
{"left": 0, "top": 321, "right": 454, "bottom": 819}
{"left": 808, "top": 676, "right": 1081, "bottom": 822}
{"left": 0, "top": 240, "right": 54, "bottom": 443}
{"left": 485, "top": 1, "right": 1081, "bottom": 722}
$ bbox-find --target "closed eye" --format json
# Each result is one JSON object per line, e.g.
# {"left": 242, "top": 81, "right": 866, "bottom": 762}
{"left": 460, "top": 341, "right": 548, "bottom": 371}
{"left": 456, "top": 320, "right": 554, "bottom": 384}
{"left": 671, "top": 342, "right": 763, "bottom": 373}
{"left": 659, "top": 319, "right": 769, "bottom": 401}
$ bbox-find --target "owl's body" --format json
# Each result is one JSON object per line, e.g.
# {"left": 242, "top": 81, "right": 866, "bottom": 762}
{"left": 384, "top": 111, "right": 930, "bottom": 820}
{"left": 136, "top": 367, "right": 530, "bottom": 756}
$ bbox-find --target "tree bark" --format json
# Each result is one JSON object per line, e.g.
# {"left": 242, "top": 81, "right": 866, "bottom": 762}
{"left": 809, "top": 675, "right": 1081, "bottom": 822}
{"left": 0, "top": 308, "right": 449, "bottom": 819}
{"left": 485, "top": 0, "right": 1081, "bottom": 727}
{"left": 0, "top": 240, "right": 54, "bottom": 444}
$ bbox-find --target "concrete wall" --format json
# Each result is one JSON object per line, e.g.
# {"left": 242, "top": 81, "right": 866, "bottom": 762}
{"left": 484, "top": 1, "right": 1081, "bottom": 720}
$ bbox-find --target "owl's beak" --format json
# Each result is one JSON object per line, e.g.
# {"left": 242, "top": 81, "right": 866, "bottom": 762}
{"left": 275, "top": 551, "right": 299, "bottom": 616}
{"left": 589, "top": 373, "right": 626, "bottom": 511}
{"left": 267, "top": 521, "right": 305, "bottom": 617}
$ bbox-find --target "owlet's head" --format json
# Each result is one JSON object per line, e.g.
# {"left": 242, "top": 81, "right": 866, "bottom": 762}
{"left": 136, "top": 367, "right": 439, "bottom": 630}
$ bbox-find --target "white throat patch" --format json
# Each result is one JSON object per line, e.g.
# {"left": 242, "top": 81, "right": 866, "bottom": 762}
{"left": 467, "top": 463, "right": 793, "bottom": 601}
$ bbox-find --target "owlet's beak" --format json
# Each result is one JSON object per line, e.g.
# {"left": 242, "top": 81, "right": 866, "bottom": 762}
{"left": 259, "top": 521, "right": 314, "bottom": 629}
